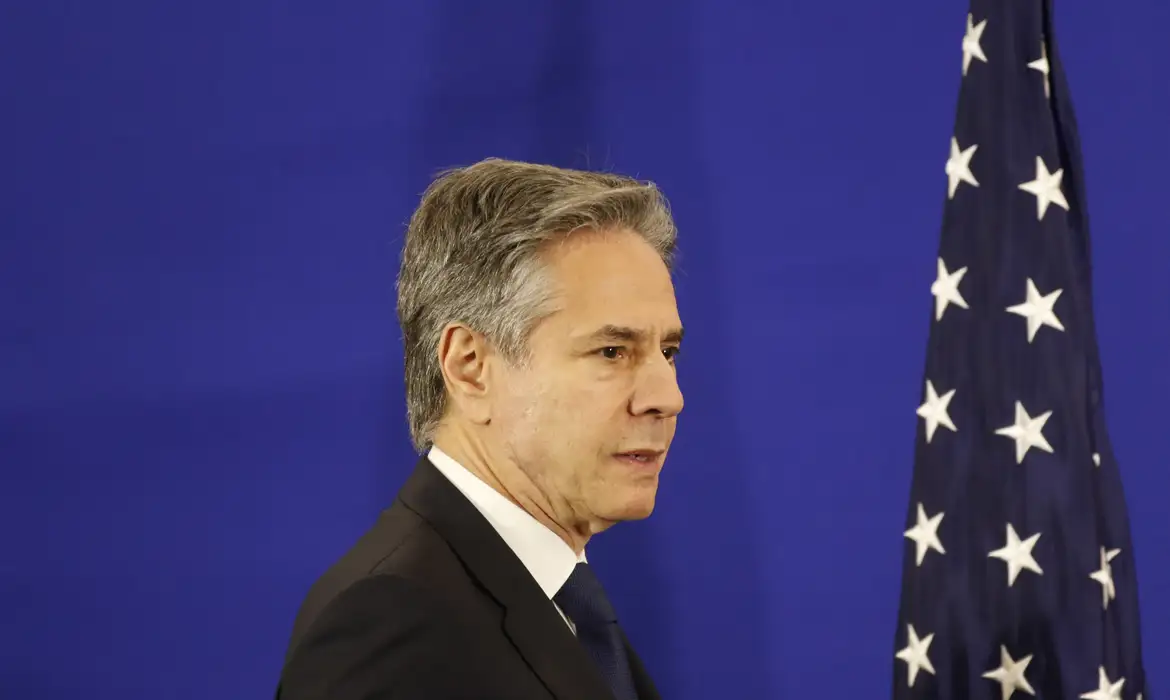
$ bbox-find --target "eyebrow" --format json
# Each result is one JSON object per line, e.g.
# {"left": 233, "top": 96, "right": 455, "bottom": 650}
{"left": 581, "top": 324, "right": 685, "bottom": 345}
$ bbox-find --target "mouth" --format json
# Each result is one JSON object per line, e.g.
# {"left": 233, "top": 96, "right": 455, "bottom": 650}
{"left": 613, "top": 449, "right": 665, "bottom": 469}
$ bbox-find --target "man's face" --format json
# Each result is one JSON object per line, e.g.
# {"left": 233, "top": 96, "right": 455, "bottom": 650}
{"left": 489, "top": 228, "right": 684, "bottom": 531}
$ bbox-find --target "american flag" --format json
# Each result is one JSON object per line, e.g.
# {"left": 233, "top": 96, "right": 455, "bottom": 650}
{"left": 892, "top": 1, "right": 1150, "bottom": 698}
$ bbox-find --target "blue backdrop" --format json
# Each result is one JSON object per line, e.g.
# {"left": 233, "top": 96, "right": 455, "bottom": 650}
{"left": 2, "top": 1, "right": 1166, "bottom": 698}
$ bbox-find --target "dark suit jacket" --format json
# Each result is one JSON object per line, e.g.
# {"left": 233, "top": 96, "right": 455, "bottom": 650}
{"left": 275, "top": 455, "right": 661, "bottom": 700}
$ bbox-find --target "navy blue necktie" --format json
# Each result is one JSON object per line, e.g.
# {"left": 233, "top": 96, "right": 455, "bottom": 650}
{"left": 553, "top": 562, "right": 639, "bottom": 700}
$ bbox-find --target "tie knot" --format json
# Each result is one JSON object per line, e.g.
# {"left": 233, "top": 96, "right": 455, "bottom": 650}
{"left": 554, "top": 562, "right": 618, "bottom": 627}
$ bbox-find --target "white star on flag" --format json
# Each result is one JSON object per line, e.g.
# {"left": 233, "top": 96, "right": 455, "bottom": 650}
{"left": 962, "top": 14, "right": 988, "bottom": 76}
{"left": 1006, "top": 278, "right": 1065, "bottom": 342}
{"left": 917, "top": 380, "right": 957, "bottom": 443}
{"left": 982, "top": 645, "right": 1036, "bottom": 700}
{"left": 904, "top": 503, "right": 946, "bottom": 566}
{"left": 1018, "top": 156, "right": 1070, "bottom": 220}
{"left": 895, "top": 624, "right": 935, "bottom": 687}
{"left": 932, "top": 257, "right": 969, "bottom": 320}
{"left": 988, "top": 523, "right": 1043, "bottom": 586}
{"left": 1028, "top": 40, "right": 1051, "bottom": 98}
{"left": 946, "top": 137, "right": 979, "bottom": 199}
{"left": 1089, "top": 546, "right": 1122, "bottom": 610}
{"left": 1080, "top": 667, "right": 1125, "bottom": 700}
{"left": 995, "top": 401, "right": 1054, "bottom": 464}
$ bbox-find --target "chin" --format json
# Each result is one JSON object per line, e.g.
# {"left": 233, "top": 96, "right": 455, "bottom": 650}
{"left": 607, "top": 492, "right": 658, "bottom": 522}
{"left": 593, "top": 469, "right": 660, "bottom": 523}
{"left": 622, "top": 503, "right": 656, "bottom": 521}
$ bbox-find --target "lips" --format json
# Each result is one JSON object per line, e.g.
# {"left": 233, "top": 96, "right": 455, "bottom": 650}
{"left": 614, "top": 449, "right": 665, "bottom": 465}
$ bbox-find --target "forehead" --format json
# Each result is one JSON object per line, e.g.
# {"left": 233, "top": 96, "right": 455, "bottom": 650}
{"left": 540, "top": 228, "right": 681, "bottom": 332}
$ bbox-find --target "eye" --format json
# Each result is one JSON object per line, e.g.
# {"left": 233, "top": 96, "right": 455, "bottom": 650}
{"left": 663, "top": 346, "right": 681, "bottom": 362}
{"left": 598, "top": 346, "right": 625, "bottom": 360}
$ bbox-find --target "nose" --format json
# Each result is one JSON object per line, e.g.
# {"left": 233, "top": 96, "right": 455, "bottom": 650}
{"left": 630, "top": 353, "right": 684, "bottom": 418}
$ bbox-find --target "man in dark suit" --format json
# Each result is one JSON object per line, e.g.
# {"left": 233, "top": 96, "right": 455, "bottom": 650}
{"left": 276, "top": 158, "right": 686, "bottom": 700}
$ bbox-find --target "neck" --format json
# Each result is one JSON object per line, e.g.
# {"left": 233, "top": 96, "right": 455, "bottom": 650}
{"left": 430, "top": 425, "right": 591, "bottom": 555}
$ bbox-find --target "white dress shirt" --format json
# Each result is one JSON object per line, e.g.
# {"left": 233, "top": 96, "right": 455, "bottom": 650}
{"left": 427, "top": 444, "right": 586, "bottom": 632}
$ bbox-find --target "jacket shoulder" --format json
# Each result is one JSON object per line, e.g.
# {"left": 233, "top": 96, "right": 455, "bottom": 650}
{"left": 278, "top": 572, "right": 468, "bottom": 699}
{"left": 282, "top": 500, "right": 458, "bottom": 658}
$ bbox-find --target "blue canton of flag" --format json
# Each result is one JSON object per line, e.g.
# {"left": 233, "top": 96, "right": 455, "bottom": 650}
{"left": 891, "top": 1, "right": 1150, "bottom": 698}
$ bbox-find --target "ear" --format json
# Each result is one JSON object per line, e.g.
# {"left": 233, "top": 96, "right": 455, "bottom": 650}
{"left": 437, "top": 322, "right": 493, "bottom": 425}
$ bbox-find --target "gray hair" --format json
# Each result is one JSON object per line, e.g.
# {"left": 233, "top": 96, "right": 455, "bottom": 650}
{"left": 395, "top": 157, "right": 678, "bottom": 452}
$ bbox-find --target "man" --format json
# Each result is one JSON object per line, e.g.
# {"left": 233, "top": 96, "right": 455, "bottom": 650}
{"left": 275, "top": 158, "right": 685, "bottom": 700}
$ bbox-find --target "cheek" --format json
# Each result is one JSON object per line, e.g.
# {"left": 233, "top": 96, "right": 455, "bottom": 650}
{"left": 495, "top": 369, "right": 618, "bottom": 455}
{"left": 553, "top": 384, "right": 612, "bottom": 429}
{"left": 497, "top": 383, "right": 561, "bottom": 447}
{"left": 524, "top": 396, "right": 603, "bottom": 460}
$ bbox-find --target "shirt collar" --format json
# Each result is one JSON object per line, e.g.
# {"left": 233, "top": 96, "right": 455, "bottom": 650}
{"left": 426, "top": 444, "right": 584, "bottom": 600}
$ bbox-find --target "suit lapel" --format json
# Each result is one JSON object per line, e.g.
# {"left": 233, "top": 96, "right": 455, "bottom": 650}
{"left": 623, "top": 632, "right": 661, "bottom": 700}
{"left": 398, "top": 456, "right": 616, "bottom": 700}
{"left": 501, "top": 600, "right": 618, "bottom": 700}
